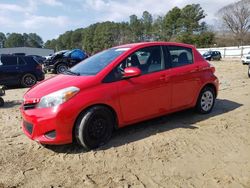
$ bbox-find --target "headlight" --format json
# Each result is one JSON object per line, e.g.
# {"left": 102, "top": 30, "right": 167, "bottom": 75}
{"left": 37, "top": 86, "right": 80, "bottom": 108}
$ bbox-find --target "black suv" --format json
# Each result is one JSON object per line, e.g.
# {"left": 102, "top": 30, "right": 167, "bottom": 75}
{"left": 203, "top": 51, "right": 222, "bottom": 61}
{"left": 0, "top": 54, "right": 45, "bottom": 87}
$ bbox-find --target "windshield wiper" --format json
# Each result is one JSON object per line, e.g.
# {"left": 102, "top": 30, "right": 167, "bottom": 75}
{"left": 63, "top": 70, "right": 80, "bottom": 76}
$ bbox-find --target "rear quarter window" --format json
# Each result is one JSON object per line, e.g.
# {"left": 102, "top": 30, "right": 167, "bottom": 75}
{"left": 167, "top": 46, "right": 193, "bottom": 68}
{"left": 23, "top": 57, "right": 37, "bottom": 65}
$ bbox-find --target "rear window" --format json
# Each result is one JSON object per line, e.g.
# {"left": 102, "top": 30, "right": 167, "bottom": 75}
{"left": 0, "top": 56, "right": 18, "bottom": 66}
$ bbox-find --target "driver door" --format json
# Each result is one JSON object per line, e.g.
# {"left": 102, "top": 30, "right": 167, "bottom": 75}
{"left": 116, "top": 46, "right": 172, "bottom": 125}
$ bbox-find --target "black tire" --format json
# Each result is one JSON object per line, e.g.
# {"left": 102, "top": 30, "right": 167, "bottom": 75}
{"left": 56, "top": 63, "right": 68, "bottom": 74}
{"left": 21, "top": 73, "right": 37, "bottom": 87}
{"left": 0, "top": 97, "right": 4, "bottom": 107}
{"left": 248, "top": 66, "right": 250, "bottom": 78}
{"left": 74, "top": 106, "right": 114, "bottom": 150}
{"left": 195, "top": 86, "right": 215, "bottom": 114}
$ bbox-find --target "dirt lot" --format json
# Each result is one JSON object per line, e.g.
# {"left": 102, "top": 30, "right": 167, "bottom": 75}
{"left": 0, "top": 58, "right": 249, "bottom": 188}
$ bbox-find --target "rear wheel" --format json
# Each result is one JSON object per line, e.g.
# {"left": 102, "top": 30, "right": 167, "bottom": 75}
{"left": 74, "top": 106, "right": 114, "bottom": 150}
{"left": 21, "top": 73, "right": 37, "bottom": 87}
{"left": 56, "top": 63, "right": 68, "bottom": 74}
{"left": 196, "top": 86, "right": 215, "bottom": 114}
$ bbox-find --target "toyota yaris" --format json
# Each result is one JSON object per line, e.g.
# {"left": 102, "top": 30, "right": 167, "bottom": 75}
{"left": 20, "top": 42, "right": 219, "bottom": 150}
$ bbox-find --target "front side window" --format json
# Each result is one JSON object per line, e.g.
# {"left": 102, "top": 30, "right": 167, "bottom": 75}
{"left": 118, "top": 46, "right": 165, "bottom": 74}
{"left": 103, "top": 46, "right": 166, "bottom": 83}
{"left": 168, "top": 46, "right": 193, "bottom": 68}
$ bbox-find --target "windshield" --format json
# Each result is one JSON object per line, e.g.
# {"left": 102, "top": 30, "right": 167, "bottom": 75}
{"left": 55, "top": 50, "right": 69, "bottom": 55}
{"left": 70, "top": 47, "right": 130, "bottom": 75}
{"left": 203, "top": 51, "right": 211, "bottom": 56}
{"left": 63, "top": 50, "right": 72, "bottom": 57}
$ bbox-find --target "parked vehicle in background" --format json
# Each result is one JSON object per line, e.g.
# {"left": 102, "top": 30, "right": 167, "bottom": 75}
{"left": 241, "top": 52, "right": 250, "bottom": 65}
{"left": 43, "top": 50, "right": 69, "bottom": 72}
{"left": 44, "top": 49, "right": 88, "bottom": 74}
{"left": 0, "top": 54, "right": 45, "bottom": 87}
{"left": 21, "top": 42, "right": 219, "bottom": 150}
{"left": 203, "top": 51, "right": 222, "bottom": 61}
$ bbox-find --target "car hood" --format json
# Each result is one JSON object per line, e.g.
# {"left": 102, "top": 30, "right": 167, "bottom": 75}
{"left": 24, "top": 74, "right": 96, "bottom": 99}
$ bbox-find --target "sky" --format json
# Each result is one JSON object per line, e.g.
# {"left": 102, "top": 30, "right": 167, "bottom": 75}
{"left": 0, "top": 0, "right": 238, "bottom": 42}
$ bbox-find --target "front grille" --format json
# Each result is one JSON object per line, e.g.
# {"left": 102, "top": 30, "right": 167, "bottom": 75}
{"left": 24, "top": 121, "right": 33, "bottom": 135}
{"left": 23, "top": 103, "right": 37, "bottom": 110}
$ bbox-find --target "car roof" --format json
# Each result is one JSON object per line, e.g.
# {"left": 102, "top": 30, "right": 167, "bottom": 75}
{"left": 115, "top": 41, "right": 195, "bottom": 49}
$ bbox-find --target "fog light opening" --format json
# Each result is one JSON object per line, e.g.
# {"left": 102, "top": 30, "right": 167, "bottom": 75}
{"left": 45, "top": 130, "right": 56, "bottom": 139}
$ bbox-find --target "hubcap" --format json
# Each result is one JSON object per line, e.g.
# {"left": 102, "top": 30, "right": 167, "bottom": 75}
{"left": 201, "top": 91, "right": 214, "bottom": 112}
{"left": 24, "top": 76, "right": 35, "bottom": 86}
{"left": 89, "top": 118, "right": 107, "bottom": 139}
{"left": 58, "top": 65, "right": 67, "bottom": 73}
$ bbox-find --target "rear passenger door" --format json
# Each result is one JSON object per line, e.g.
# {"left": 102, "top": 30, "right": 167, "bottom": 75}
{"left": 0, "top": 56, "right": 19, "bottom": 85}
{"left": 166, "top": 45, "right": 201, "bottom": 110}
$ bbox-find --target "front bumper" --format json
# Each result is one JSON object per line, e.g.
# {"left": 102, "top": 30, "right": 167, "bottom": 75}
{"left": 20, "top": 103, "right": 76, "bottom": 145}
{"left": 43, "top": 60, "right": 56, "bottom": 72}
{"left": 242, "top": 60, "right": 250, "bottom": 65}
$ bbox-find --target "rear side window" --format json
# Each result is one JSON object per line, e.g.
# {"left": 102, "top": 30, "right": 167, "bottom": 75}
{"left": 18, "top": 57, "right": 27, "bottom": 65}
{"left": 167, "top": 46, "right": 193, "bottom": 68}
{"left": 23, "top": 57, "right": 36, "bottom": 64}
{"left": 0, "top": 56, "right": 18, "bottom": 66}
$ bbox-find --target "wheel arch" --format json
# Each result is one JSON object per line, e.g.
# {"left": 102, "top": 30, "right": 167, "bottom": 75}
{"left": 202, "top": 83, "right": 217, "bottom": 97}
{"left": 72, "top": 103, "right": 119, "bottom": 141}
{"left": 194, "top": 82, "right": 217, "bottom": 106}
{"left": 20, "top": 72, "right": 37, "bottom": 87}
{"left": 55, "top": 61, "right": 66, "bottom": 68}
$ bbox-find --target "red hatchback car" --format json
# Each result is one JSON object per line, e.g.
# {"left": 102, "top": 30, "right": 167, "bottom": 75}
{"left": 21, "top": 42, "right": 219, "bottom": 149}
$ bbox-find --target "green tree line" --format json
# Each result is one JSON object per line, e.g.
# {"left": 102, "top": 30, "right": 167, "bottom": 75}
{"left": 0, "top": 33, "right": 43, "bottom": 48}
{"left": 45, "top": 4, "right": 215, "bottom": 54}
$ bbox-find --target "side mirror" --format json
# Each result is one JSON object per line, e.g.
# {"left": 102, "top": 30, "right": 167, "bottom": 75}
{"left": 123, "top": 67, "right": 141, "bottom": 79}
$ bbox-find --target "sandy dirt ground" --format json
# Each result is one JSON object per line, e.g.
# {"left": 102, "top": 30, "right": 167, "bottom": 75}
{"left": 0, "top": 58, "right": 249, "bottom": 188}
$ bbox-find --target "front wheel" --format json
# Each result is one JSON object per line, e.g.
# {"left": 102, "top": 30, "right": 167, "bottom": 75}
{"left": 56, "top": 63, "right": 68, "bottom": 74}
{"left": 74, "top": 106, "right": 114, "bottom": 150}
{"left": 21, "top": 73, "right": 37, "bottom": 87}
{"left": 196, "top": 86, "right": 215, "bottom": 114}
